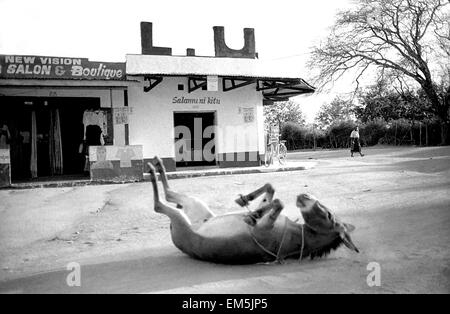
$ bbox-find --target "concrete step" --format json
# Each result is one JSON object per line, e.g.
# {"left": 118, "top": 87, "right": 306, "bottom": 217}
{"left": 5, "top": 162, "right": 316, "bottom": 189}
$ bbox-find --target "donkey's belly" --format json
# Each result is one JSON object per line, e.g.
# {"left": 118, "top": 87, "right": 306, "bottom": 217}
{"left": 196, "top": 214, "right": 250, "bottom": 238}
{"left": 180, "top": 214, "right": 272, "bottom": 264}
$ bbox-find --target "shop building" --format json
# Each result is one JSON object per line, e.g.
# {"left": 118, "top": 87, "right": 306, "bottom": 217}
{"left": 126, "top": 22, "right": 315, "bottom": 171}
{"left": 0, "top": 22, "right": 314, "bottom": 187}
{"left": 0, "top": 56, "right": 139, "bottom": 186}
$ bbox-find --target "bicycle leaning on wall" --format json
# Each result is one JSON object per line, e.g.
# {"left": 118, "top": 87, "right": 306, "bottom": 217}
{"left": 264, "top": 132, "right": 287, "bottom": 167}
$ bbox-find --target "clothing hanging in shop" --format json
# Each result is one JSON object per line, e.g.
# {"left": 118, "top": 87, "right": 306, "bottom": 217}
{"left": 30, "top": 110, "right": 37, "bottom": 178}
{"left": 0, "top": 125, "right": 10, "bottom": 148}
{"left": 82, "top": 109, "right": 107, "bottom": 173}
{"left": 82, "top": 109, "right": 108, "bottom": 139}
{"left": 49, "top": 108, "right": 63, "bottom": 175}
{"left": 83, "top": 124, "right": 104, "bottom": 172}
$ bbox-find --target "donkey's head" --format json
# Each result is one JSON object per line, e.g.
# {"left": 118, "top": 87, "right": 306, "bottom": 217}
{"left": 296, "top": 193, "right": 359, "bottom": 256}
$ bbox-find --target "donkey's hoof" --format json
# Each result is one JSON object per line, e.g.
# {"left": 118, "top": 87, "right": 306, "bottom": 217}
{"left": 154, "top": 204, "right": 164, "bottom": 214}
{"left": 273, "top": 199, "right": 284, "bottom": 210}
{"left": 243, "top": 215, "right": 257, "bottom": 226}
{"left": 154, "top": 156, "right": 164, "bottom": 168}
{"left": 235, "top": 194, "right": 249, "bottom": 207}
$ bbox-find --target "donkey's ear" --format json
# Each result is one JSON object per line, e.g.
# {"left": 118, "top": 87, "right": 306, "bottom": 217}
{"left": 341, "top": 232, "right": 359, "bottom": 253}
{"left": 344, "top": 223, "right": 356, "bottom": 233}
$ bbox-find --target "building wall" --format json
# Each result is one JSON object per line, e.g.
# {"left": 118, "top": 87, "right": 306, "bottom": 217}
{"left": 0, "top": 87, "right": 127, "bottom": 146}
{"left": 1, "top": 79, "right": 266, "bottom": 174}
{"left": 128, "top": 76, "right": 264, "bottom": 170}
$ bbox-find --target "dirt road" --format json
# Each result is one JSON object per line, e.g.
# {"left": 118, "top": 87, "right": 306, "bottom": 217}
{"left": 0, "top": 146, "right": 449, "bottom": 293}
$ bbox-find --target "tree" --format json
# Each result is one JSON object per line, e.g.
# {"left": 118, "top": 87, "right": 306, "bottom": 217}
{"left": 355, "top": 80, "right": 431, "bottom": 122}
{"left": 354, "top": 79, "right": 435, "bottom": 144}
{"left": 353, "top": 80, "right": 399, "bottom": 122}
{"left": 264, "top": 100, "right": 305, "bottom": 130}
{"left": 315, "top": 97, "right": 355, "bottom": 129}
{"left": 309, "top": 0, "right": 450, "bottom": 144}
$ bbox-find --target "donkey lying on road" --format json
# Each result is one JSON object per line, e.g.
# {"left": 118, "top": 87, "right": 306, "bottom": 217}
{"left": 148, "top": 157, "right": 359, "bottom": 264}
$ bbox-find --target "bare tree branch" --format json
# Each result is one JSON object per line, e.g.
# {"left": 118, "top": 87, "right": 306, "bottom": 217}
{"left": 309, "top": 0, "right": 450, "bottom": 128}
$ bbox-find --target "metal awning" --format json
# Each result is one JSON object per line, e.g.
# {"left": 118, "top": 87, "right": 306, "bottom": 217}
{"left": 127, "top": 54, "right": 315, "bottom": 100}
{"left": 257, "top": 78, "right": 315, "bottom": 101}
{"left": 140, "top": 74, "right": 315, "bottom": 100}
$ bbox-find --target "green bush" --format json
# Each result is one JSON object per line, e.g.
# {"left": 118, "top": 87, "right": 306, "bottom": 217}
{"left": 360, "top": 119, "right": 387, "bottom": 146}
{"left": 327, "top": 120, "right": 356, "bottom": 148}
{"left": 278, "top": 118, "right": 448, "bottom": 151}
{"left": 281, "top": 122, "right": 306, "bottom": 150}
{"left": 281, "top": 122, "right": 327, "bottom": 150}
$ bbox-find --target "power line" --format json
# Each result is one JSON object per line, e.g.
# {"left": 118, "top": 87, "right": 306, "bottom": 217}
{"left": 268, "top": 53, "right": 309, "bottom": 61}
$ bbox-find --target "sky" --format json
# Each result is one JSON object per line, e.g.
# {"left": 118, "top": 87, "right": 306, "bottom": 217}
{"left": 0, "top": 0, "right": 356, "bottom": 122}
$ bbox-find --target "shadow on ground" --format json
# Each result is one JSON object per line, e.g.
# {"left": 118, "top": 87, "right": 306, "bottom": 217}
{"left": 0, "top": 247, "right": 347, "bottom": 294}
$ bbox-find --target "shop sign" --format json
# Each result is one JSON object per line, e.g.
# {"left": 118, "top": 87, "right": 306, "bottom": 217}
{"left": 240, "top": 107, "right": 255, "bottom": 123}
{"left": 0, "top": 55, "right": 126, "bottom": 80}
{"left": 114, "top": 107, "right": 134, "bottom": 125}
{"left": 172, "top": 96, "right": 221, "bottom": 105}
{"left": 207, "top": 75, "right": 219, "bottom": 91}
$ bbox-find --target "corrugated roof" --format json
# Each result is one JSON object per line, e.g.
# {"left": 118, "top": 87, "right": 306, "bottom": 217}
{"left": 126, "top": 54, "right": 309, "bottom": 81}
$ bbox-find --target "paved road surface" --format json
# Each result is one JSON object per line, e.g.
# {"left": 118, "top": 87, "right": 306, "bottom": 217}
{"left": 1, "top": 146, "right": 449, "bottom": 293}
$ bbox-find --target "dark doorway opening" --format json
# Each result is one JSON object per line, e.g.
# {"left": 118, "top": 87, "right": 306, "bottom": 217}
{"left": 1, "top": 96, "right": 103, "bottom": 182}
{"left": 174, "top": 111, "right": 216, "bottom": 167}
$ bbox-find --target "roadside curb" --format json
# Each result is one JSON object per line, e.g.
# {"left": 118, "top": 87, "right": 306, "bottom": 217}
{"left": 146, "top": 162, "right": 316, "bottom": 181}
{"left": 3, "top": 162, "right": 316, "bottom": 190}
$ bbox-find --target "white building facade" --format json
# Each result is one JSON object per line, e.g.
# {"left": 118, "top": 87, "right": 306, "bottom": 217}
{"left": 0, "top": 22, "right": 314, "bottom": 186}
{"left": 127, "top": 72, "right": 266, "bottom": 171}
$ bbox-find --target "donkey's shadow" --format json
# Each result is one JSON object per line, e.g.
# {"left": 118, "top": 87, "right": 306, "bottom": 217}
{"left": 0, "top": 246, "right": 342, "bottom": 294}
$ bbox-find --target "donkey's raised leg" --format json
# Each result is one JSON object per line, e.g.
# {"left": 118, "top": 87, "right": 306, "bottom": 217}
{"left": 149, "top": 163, "right": 198, "bottom": 254}
{"left": 257, "top": 199, "right": 285, "bottom": 230}
{"left": 153, "top": 157, "right": 215, "bottom": 224}
{"left": 242, "top": 198, "right": 279, "bottom": 226}
{"left": 235, "top": 183, "right": 275, "bottom": 219}
{"left": 149, "top": 162, "right": 192, "bottom": 228}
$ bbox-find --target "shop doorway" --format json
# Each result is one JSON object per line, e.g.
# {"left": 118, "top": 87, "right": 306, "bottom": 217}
{"left": 1, "top": 96, "right": 110, "bottom": 182}
{"left": 174, "top": 111, "right": 216, "bottom": 167}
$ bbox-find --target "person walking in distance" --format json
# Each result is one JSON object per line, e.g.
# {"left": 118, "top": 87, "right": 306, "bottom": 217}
{"left": 350, "top": 126, "right": 364, "bottom": 157}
